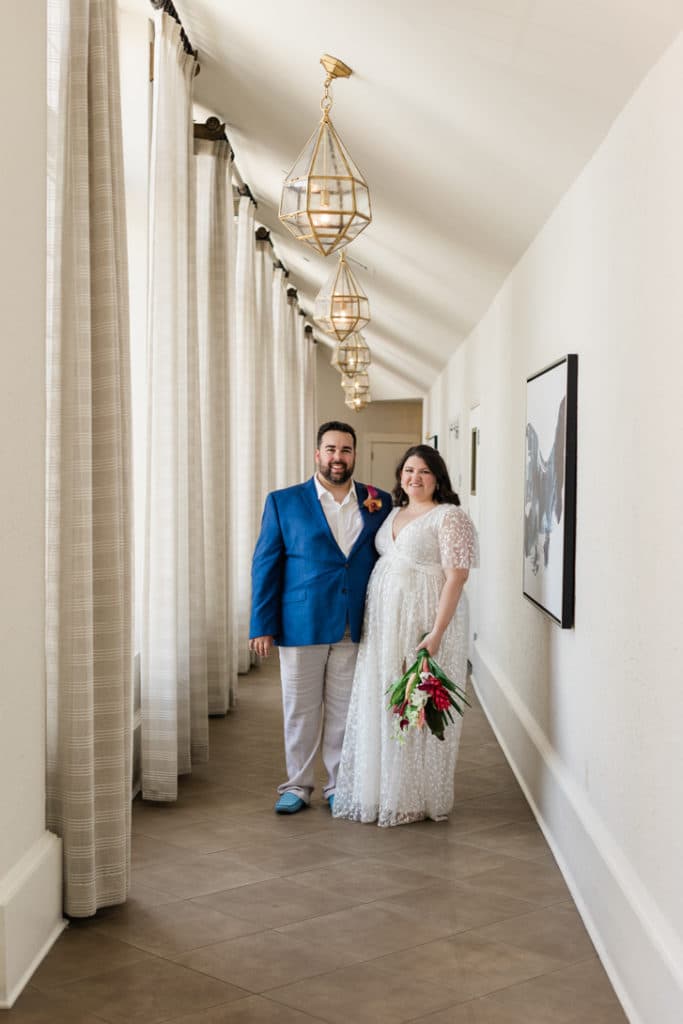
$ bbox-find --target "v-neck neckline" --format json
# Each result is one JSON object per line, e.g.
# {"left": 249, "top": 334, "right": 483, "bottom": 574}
{"left": 391, "top": 504, "right": 440, "bottom": 543}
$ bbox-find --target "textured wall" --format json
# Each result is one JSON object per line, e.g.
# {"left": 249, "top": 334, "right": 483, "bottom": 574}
{"left": 425, "top": 34, "right": 683, "bottom": 1024}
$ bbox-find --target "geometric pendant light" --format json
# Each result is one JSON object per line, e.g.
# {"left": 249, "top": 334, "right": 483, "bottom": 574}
{"left": 313, "top": 250, "right": 370, "bottom": 343}
{"left": 336, "top": 332, "right": 371, "bottom": 377}
{"left": 341, "top": 371, "right": 370, "bottom": 397}
{"left": 345, "top": 391, "right": 371, "bottom": 412}
{"left": 279, "top": 55, "right": 371, "bottom": 257}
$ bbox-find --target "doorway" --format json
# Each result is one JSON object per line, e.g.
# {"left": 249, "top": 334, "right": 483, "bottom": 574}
{"left": 366, "top": 433, "right": 419, "bottom": 493}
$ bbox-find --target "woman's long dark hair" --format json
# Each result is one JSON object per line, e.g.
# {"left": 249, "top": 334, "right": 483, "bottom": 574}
{"left": 392, "top": 445, "right": 461, "bottom": 507}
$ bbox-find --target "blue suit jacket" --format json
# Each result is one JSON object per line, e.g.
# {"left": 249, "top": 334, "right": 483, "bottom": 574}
{"left": 250, "top": 478, "right": 392, "bottom": 646}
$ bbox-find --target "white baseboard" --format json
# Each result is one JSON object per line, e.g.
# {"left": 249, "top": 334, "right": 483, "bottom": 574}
{"left": 472, "top": 642, "right": 683, "bottom": 1024}
{"left": 0, "top": 831, "right": 66, "bottom": 1008}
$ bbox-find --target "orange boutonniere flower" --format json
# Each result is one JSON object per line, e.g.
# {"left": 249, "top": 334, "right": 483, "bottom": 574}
{"left": 363, "top": 485, "right": 383, "bottom": 513}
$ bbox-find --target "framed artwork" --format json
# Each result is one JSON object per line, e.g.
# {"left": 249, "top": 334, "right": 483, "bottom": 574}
{"left": 470, "top": 426, "right": 479, "bottom": 496}
{"left": 523, "top": 355, "right": 578, "bottom": 628}
{"left": 425, "top": 433, "right": 439, "bottom": 450}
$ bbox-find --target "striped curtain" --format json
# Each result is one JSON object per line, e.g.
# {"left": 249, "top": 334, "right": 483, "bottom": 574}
{"left": 46, "top": 0, "right": 133, "bottom": 916}
{"left": 254, "top": 234, "right": 277, "bottom": 506}
{"left": 231, "top": 196, "right": 259, "bottom": 674}
{"left": 141, "top": 10, "right": 207, "bottom": 800}
{"left": 195, "top": 137, "right": 238, "bottom": 713}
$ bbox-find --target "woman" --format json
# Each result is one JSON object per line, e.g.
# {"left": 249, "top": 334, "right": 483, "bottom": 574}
{"left": 333, "top": 445, "right": 478, "bottom": 827}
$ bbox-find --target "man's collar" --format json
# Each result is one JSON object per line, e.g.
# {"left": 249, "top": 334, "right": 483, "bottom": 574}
{"left": 314, "top": 473, "right": 357, "bottom": 504}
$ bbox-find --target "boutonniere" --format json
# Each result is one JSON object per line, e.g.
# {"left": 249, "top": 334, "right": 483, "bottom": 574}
{"left": 363, "top": 485, "right": 383, "bottom": 514}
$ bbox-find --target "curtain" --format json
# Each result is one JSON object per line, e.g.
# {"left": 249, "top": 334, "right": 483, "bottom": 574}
{"left": 46, "top": 0, "right": 132, "bottom": 916}
{"left": 254, "top": 236, "right": 276, "bottom": 506}
{"left": 271, "top": 266, "right": 287, "bottom": 491}
{"left": 141, "top": 10, "right": 207, "bottom": 801}
{"left": 231, "top": 196, "right": 259, "bottom": 672}
{"left": 195, "top": 137, "right": 237, "bottom": 714}
{"left": 288, "top": 296, "right": 305, "bottom": 481}
{"left": 271, "top": 268, "right": 300, "bottom": 489}
{"left": 301, "top": 326, "right": 317, "bottom": 479}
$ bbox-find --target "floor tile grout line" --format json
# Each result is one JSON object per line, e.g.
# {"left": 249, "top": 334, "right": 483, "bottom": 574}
{"left": 400, "top": 951, "right": 616, "bottom": 1024}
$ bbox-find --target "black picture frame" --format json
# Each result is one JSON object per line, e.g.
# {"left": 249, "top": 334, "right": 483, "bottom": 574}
{"left": 425, "top": 433, "right": 439, "bottom": 450}
{"left": 523, "top": 355, "right": 577, "bottom": 628}
{"left": 470, "top": 426, "right": 478, "bottom": 496}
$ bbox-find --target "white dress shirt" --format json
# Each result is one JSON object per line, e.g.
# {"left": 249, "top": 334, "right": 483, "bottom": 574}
{"left": 314, "top": 475, "right": 363, "bottom": 557}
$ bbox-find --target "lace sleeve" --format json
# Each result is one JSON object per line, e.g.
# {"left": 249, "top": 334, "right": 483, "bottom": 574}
{"left": 438, "top": 506, "right": 479, "bottom": 570}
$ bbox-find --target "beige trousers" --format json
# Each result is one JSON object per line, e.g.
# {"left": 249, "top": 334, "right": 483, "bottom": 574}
{"left": 277, "top": 637, "right": 359, "bottom": 802}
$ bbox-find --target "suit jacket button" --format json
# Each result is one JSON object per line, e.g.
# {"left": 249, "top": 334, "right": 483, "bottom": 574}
{"left": 342, "top": 588, "right": 347, "bottom": 594}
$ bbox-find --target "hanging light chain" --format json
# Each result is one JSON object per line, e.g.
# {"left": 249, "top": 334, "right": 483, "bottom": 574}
{"left": 321, "top": 76, "right": 333, "bottom": 117}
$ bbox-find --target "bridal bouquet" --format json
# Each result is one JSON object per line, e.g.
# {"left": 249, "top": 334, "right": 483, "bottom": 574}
{"left": 386, "top": 646, "right": 470, "bottom": 742}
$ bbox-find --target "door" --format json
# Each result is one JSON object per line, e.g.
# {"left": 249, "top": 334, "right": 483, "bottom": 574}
{"left": 367, "top": 434, "right": 419, "bottom": 493}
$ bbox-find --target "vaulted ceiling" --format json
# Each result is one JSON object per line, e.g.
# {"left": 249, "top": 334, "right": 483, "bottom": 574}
{"left": 173, "top": 0, "right": 683, "bottom": 399}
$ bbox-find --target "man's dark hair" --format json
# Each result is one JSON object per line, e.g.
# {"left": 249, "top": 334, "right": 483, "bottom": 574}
{"left": 316, "top": 421, "right": 357, "bottom": 449}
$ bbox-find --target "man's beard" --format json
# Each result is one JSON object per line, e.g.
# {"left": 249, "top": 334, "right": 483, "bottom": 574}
{"left": 319, "top": 461, "right": 354, "bottom": 485}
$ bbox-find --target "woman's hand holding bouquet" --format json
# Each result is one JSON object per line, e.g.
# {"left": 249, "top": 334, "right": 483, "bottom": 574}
{"left": 386, "top": 634, "right": 470, "bottom": 742}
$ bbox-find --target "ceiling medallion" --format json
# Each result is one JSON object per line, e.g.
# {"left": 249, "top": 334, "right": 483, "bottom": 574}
{"left": 279, "top": 55, "right": 372, "bottom": 257}
{"left": 314, "top": 251, "right": 370, "bottom": 343}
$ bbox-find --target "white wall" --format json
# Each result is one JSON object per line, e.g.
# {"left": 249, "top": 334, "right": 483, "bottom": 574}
{"left": 0, "top": 2, "right": 63, "bottom": 1007}
{"left": 425, "top": 34, "right": 683, "bottom": 1024}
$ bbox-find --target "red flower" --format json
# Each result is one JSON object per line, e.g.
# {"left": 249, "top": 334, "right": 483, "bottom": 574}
{"left": 419, "top": 676, "right": 451, "bottom": 711}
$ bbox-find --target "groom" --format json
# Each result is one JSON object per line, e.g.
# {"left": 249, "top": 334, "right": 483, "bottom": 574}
{"left": 249, "top": 421, "right": 392, "bottom": 814}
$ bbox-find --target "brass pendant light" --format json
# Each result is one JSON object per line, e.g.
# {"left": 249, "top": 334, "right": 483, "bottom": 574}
{"left": 279, "top": 55, "right": 371, "bottom": 257}
{"left": 341, "top": 371, "right": 369, "bottom": 395}
{"left": 345, "top": 390, "right": 371, "bottom": 412}
{"left": 336, "top": 332, "right": 371, "bottom": 377}
{"left": 314, "top": 251, "right": 370, "bottom": 343}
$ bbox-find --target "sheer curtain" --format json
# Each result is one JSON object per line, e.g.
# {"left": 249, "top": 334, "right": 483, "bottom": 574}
{"left": 195, "top": 137, "right": 237, "bottom": 714}
{"left": 46, "top": 0, "right": 132, "bottom": 916}
{"left": 141, "top": 10, "right": 207, "bottom": 800}
{"left": 232, "top": 196, "right": 259, "bottom": 673}
{"left": 301, "top": 325, "right": 317, "bottom": 478}
{"left": 271, "top": 266, "right": 287, "bottom": 490}
{"left": 286, "top": 291, "right": 304, "bottom": 484}
{"left": 254, "top": 235, "right": 276, "bottom": 506}
{"left": 271, "top": 268, "right": 301, "bottom": 489}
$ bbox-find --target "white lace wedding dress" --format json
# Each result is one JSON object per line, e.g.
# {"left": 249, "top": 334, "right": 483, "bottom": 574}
{"left": 333, "top": 503, "right": 479, "bottom": 827}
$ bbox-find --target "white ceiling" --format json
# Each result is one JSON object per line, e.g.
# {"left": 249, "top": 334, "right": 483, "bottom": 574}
{"left": 173, "top": 0, "right": 683, "bottom": 399}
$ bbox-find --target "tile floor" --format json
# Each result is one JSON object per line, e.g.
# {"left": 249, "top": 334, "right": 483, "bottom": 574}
{"left": 5, "top": 658, "right": 628, "bottom": 1023}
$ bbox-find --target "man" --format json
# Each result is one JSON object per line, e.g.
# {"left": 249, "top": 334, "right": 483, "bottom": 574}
{"left": 249, "top": 421, "right": 392, "bottom": 814}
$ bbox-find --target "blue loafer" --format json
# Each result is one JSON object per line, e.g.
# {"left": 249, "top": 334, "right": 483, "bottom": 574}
{"left": 327, "top": 794, "right": 335, "bottom": 812}
{"left": 275, "top": 793, "right": 307, "bottom": 814}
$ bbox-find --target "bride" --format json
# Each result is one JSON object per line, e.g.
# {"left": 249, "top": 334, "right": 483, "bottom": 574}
{"left": 333, "top": 444, "right": 478, "bottom": 827}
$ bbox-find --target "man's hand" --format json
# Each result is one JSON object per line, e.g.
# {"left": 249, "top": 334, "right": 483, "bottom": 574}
{"left": 249, "top": 635, "right": 274, "bottom": 658}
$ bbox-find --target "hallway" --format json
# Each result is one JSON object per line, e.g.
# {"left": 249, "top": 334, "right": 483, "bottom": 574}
{"left": 7, "top": 660, "right": 626, "bottom": 1023}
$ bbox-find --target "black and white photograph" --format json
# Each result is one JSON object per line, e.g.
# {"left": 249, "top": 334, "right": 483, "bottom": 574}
{"left": 523, "top": 355, "right": 578, "bottom": 628}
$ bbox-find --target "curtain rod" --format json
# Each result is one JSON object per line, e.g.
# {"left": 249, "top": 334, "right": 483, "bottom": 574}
{"left": 193, "top": 117, "right": 234, "bottom": 160}
{"left": 237, "top": 183, "right": 257, "bottom": 207}
{"left": 150, "top": 0, "right": 197, "bottom": 59}
{"left": 254, "top": 227, "right": 290, "bottom": 278}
